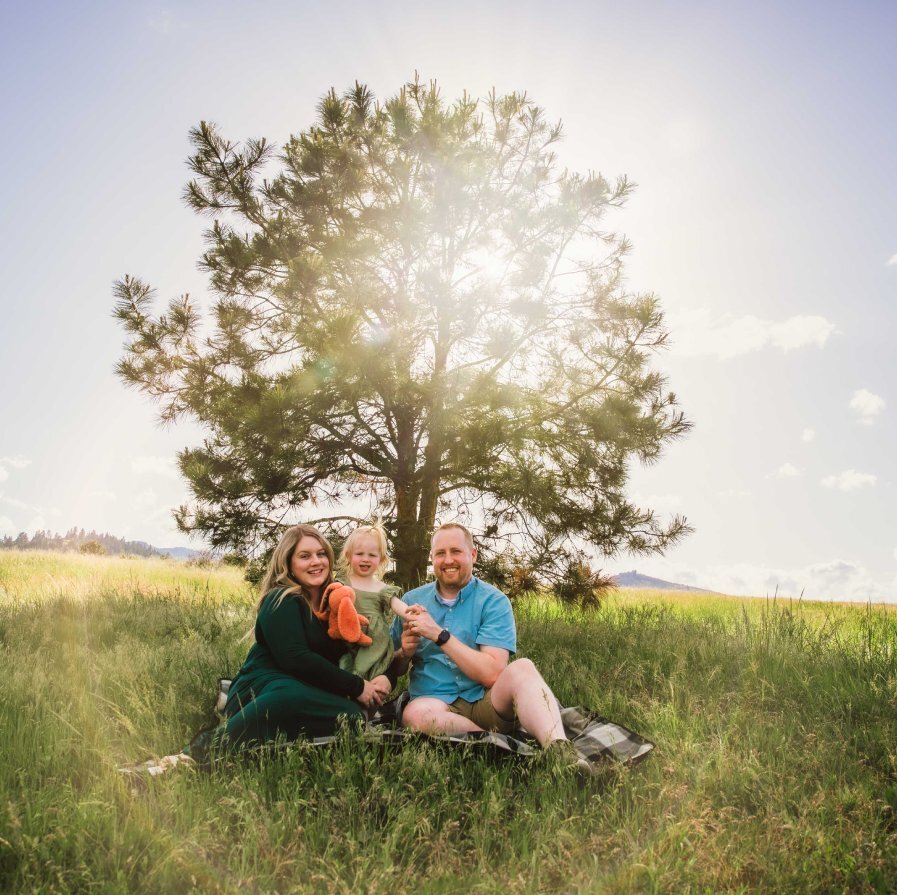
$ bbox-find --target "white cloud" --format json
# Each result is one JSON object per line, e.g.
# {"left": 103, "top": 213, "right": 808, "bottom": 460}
{"left": 669, "top": 309, "right": 836, "bottom": 360}
{"left": 0, "top": 495, "right": 28, "bottom": 510}
{"left": 87, "top": 490, "right": 118, "bottom": 502}
{"left": 663, "top": 119, "right": 704, "bottom": 156}
{"left": 135, "top": 489, "right": 158, "bottom": 509}
{"left": 821, "top": 469, "right": 877, "bottom": 491}
{"left": 25, "top": 514, "right": 47, "bottom": 532}
{"left": 633, "top": 492, "right": 683, "bottom": 511}
{"left": 132, "top": 456, "right": 179, "bottom": 479}
{"left": 141, "top": 504, "right": 177, "bottom": 525}
{"left": 887, "top": 254, "right": 897, "bottom": 266}
{"left": 0, "top": 516, "right": 16, "bottom": 535}
{"left": 849, "top": 389, "right": 885, "bottom": 425}
{"left": 803, "top": 559, "right": 861, "bottom": 590}
{"left": 773, "top": 463, "right": 801, "bottom": 478}
{"left": 0, "top": 495, "right": 60, "bottom": 532}
{"left": 801, "top": 428, "right": 815, "bottom": 442}
{"left": 145, "top": 9, "right": 175, "bottom": 33}
{"left": 718, "top": 488, "right": 750, "bottom": 498}
{"left": 0, "top": 456, "right": 31, "bottom": 483}
{"left": 0, "top": 456, "right": 30, "bottom": 470}
{"left": 769, "top": 316, "right": 836, "bottom": 351}
{"left": 893, "top": 548, "right": 897, "bottom": 563}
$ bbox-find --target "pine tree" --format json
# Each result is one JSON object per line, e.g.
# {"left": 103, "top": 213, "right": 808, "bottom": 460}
{"left": 114, "top": 78, "right": 691, "bottom": 586}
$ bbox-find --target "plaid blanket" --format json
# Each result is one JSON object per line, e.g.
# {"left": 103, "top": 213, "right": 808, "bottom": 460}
{"left": 215, "top": 680, "right": 653, "bottom": 766}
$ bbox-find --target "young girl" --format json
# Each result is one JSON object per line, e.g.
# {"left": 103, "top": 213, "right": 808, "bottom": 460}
{"left": 336, "top": 524, "right": 415, "bottom": 680}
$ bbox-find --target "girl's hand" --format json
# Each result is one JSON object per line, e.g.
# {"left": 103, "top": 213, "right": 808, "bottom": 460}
{"left": 370, "top": 675, "right": 392, "bottom": 699}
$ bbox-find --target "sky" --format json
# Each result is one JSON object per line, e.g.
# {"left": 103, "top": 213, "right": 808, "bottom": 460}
{"left": 1, "top": 0, "right": 895, "bottom": 601}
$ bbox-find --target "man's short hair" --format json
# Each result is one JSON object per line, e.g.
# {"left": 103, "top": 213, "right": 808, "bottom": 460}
{"left": 430, "top": 522, "right": 475, "bottom": 551}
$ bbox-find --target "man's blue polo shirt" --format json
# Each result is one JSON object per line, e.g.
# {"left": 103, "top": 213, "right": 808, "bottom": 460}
{"left": 391, "top": 576, "right": 516, "bottom": 704}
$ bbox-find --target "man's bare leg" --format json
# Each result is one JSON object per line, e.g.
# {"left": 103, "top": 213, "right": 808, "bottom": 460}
{"left": 490, "top": 659, "right": 595, "bottom": 780}
{"left": 489, "top": 658, "right": 566, "bottom": 745}
{"left": 402, "top": 697, "right": 484, "bottom": 735}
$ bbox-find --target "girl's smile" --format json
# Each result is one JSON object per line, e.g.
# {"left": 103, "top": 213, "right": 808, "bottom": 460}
{"left": 349, "top": 536, "right": 382, "bottom": 578}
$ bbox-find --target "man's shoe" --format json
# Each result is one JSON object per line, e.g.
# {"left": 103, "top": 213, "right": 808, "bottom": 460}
{"left": 546, "top": 738, "right": 595, "bottom": 785}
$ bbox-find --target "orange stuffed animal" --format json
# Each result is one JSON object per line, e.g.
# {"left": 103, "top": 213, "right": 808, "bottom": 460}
{"left": 313, "top": 582, "right": 373, "bottom": 647}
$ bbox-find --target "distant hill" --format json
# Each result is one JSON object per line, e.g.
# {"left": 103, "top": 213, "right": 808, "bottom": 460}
{"left": 155, "top": 546, "right": 204, "bottom": 560}
{"left": 612, "top": 570, "right": 712, "bottom": 593}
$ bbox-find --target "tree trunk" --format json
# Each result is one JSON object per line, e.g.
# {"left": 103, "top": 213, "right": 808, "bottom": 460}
{"left": 392, "top": 409, "right": 427, "bottom": 589}
{"left": 393, "top": 482, "right": 424, "bottom": 589}
{"left": 405, "top": 377, "right": 448, "bottom": 587}
{"left": 415, "top": 435, "right": 442, "bottom": 577}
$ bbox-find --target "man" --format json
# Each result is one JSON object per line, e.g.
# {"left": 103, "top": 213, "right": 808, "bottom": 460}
{"left": 392, "top": 522, "right": 591, "bottom": 773}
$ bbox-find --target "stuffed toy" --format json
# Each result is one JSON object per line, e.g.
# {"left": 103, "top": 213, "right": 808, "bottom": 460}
{"left": 313, "top": 582, "right": 373, "bottom": 647}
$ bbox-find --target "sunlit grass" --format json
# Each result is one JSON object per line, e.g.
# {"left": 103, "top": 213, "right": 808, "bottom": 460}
{"left": 1, "top": 552, "right": 895, "bottom": 893}
{"left": 0, "top": 549, "right": 252, "bottom": 607}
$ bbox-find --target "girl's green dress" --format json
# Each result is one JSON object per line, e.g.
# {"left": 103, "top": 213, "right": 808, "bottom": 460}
{"left": 338, "top": 582, "right": 403, "bottom": 680}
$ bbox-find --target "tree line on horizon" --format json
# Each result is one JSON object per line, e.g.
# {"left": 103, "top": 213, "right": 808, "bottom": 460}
{"left": 0, "top": 528, "right": 159, "bottom": 557}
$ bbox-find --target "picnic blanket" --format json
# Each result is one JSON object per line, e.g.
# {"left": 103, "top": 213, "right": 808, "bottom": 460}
{"left": 215, "top": 680, "right": 654, "bottom": 766}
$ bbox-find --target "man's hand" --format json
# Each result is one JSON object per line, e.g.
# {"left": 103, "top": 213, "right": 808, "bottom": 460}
{"left": 406, "top": 607, "right": 441, "bottom": 643}
{"left": 400, "top": 621, "right": 422, "bottom": 658}
{"left": 408, "top": 611, "right": 511, "bottom": 688}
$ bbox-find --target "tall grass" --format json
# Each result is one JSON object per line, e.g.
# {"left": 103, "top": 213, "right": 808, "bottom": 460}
{"left": 1, "top": 551, "right": 895, "bottom": 893}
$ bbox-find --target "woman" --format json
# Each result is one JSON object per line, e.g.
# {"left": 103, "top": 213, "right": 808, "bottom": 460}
{"left": 182, "top": 524, "right": 396, "bottom": 765}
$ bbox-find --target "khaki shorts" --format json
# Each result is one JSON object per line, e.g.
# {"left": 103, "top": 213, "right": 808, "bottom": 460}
{"left": 448, "top": 689, "right": 517, "bottom": 734}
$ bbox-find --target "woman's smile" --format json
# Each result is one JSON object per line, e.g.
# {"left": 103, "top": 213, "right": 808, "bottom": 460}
{"left": 290, "top": 536, "right": 332, "bottom": 590}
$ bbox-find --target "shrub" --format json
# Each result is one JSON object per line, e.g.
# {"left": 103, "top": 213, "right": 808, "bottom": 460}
{"left": 221, "top": 552, "right": 248, "bottom": 568}
{"left": 476, "top": 548, "right": 542, "bottom": 598}
{"left": 553, "top": 558, "right": 614, "bottom": 610}
{"left": 186, "top": 552, "right": 214, "bottom": 569}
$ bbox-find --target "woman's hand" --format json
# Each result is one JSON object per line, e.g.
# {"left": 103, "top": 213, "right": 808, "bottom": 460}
{"left": 356, "top": 678, "right": 384, "bottom": 709}
{"left": 370, "top": 674, "right": 392, "bottom": 700}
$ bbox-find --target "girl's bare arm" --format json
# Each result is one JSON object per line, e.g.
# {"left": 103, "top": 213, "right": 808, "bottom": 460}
{"left": 390, "top": 595, "right": 422, "bottom": 620}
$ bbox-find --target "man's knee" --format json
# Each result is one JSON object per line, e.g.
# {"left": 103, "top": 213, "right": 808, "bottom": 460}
{"left": 503, "top": 657, "right": 540, "bottom": 683}
{"left": 402, "top": 697, "right": 447, "bottom": 729}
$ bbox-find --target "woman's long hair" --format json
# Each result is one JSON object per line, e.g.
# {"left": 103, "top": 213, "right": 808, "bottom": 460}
{"left": 256, "top": 523, "right": 335, "bottom": 612}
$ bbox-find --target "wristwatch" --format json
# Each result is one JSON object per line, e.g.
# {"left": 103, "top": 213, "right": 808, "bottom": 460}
{"left": 435, "top": 628, "right": 451, "bottom": 647}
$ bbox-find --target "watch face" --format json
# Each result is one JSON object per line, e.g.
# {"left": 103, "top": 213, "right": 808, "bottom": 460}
{"left": 437, "top": 629, "right": 450, "bottom": 646}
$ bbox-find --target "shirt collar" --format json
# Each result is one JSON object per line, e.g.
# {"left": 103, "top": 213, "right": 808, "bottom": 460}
{"left": 434, "top": 575, "right": 478, "bottom": 605}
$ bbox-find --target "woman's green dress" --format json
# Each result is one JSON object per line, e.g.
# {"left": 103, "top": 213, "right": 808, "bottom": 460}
{"left": 185, "top": 587, "right": 367, "bottom": 761}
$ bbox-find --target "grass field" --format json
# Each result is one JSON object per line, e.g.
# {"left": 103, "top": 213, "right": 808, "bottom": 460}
{"left": 1, "top": 550, "right": 896, "bottom": 894}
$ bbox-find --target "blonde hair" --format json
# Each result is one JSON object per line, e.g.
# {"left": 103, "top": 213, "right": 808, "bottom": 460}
{"left": 336, "top": 524, "right": 391, "bottom": 579}
{"left": 256, "top": 523, "right": 335, "bottom": 612}
{"left": 430, "top": 522, "right": 475, "bottom": 552}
